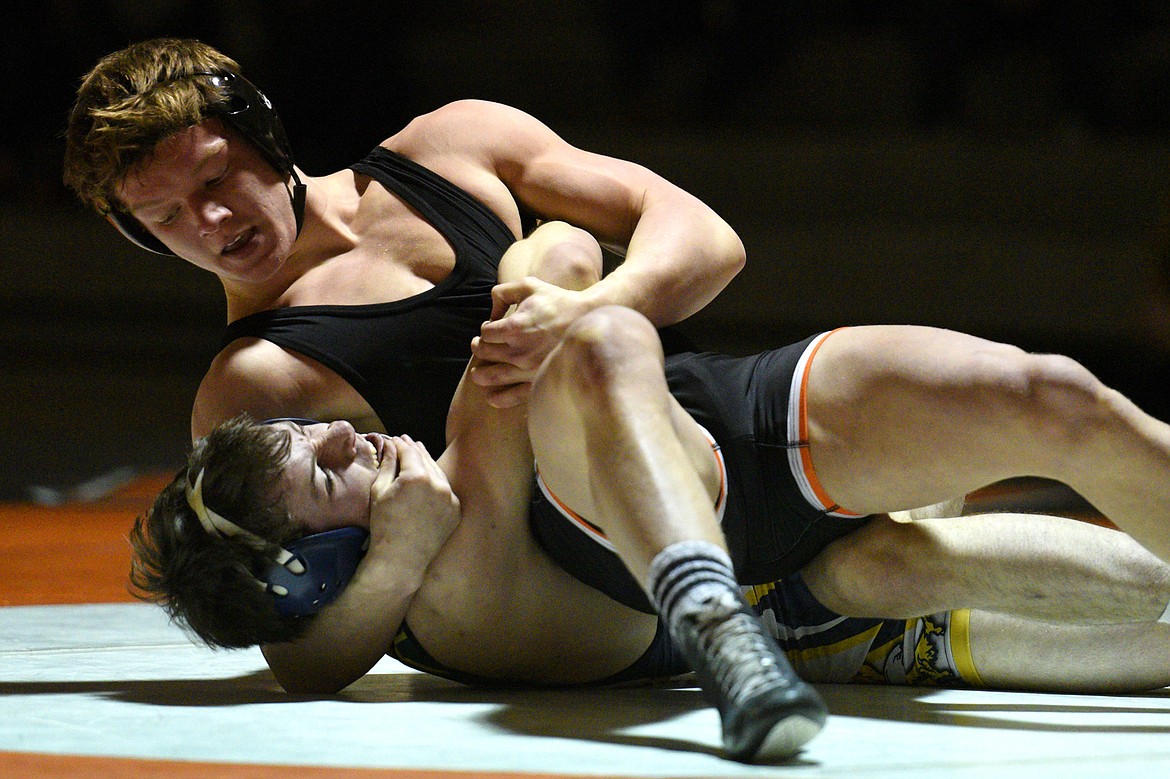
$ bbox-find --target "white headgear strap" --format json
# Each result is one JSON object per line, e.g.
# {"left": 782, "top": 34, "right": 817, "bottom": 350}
{"left": 184, "top": 468, "right": 305, "bottom": 577}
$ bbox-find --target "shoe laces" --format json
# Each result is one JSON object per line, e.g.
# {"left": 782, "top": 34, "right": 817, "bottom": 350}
{"left": 688, "top": 591, "right": 791, "bottom": 704}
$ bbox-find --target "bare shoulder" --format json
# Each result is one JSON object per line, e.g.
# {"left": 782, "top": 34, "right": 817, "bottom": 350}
{"left": 385, "top": 100, "right": 555, "bottom": 163}
{"left": 191, "top": 339, "right": 344, "bottom": 439}
{"left": 378, "top": 100, "right": 553, "bottom": 235}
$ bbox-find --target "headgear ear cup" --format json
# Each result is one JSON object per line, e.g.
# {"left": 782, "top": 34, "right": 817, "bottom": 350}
{"left": 203, "top": 73, "right": 296, "bottom": 180}
{"left": 107, "top": 210, "right": 173, "bottom": 255}
{"left": 266, "top": 527, "right": 370, "bottom": 617}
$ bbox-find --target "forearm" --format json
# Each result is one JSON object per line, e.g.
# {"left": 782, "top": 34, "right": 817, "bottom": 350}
{"left": 261, "top": 549, "right": 425, "bottom": 693}
{"left": 589, "top": 201, "right": 745, "bottom": 327}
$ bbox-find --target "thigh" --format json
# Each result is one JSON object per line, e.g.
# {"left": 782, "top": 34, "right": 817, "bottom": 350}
{"left": 805, "top": 325, "right": 1042, "bottom": 514}
{"left": 530, "top": 384, "right": 718, "bottom": 530}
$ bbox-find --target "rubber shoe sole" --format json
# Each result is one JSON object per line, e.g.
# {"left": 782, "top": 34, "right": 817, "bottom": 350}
{"left": 722, "top": 680, "right": 828, "bottom": 763}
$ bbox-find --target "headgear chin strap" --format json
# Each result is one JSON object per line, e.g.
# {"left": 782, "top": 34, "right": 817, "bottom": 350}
{"left": 108, "top": 70, "right": 306, "bottom": 256}
{"left": 184, "top": 467, "right": 369, "bottom": 617}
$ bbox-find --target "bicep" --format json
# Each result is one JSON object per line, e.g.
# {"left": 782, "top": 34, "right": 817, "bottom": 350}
{"left": 504, "top": 146, "right": 667, "bottom": 248}
{"left": 394, "top": 101, "right": 677, "bottom": 248}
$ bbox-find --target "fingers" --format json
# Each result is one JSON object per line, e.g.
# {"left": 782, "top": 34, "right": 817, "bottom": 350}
{"left": 467, "top": 350, "right": 535, "bottom": 385}
{"left": 366, "top": 434, "right": 460, "bottom": 556}
{"left": 478, "top": 315, "right": 522, "bottom": 344}
{"left": 371, "top": 435, "right": 437, "bottom": 496}
{"left": 392, "top": 435, "right": 440, "bottom": 475}
{"left": 488, "top": 280, "right": 533, "bottom": 322}
{"left": 470, "top": 337, "right": 541, "bottom": 376}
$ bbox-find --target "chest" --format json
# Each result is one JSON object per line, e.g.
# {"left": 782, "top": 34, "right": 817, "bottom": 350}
{"left": 295, "top": 190, "right": 457, "bottom": 305}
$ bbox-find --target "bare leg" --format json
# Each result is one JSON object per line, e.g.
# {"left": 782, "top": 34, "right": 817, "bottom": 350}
{"left": 528, "top": 308, "right": 724, "bottom": 583}
{"left": 529, "top": 306, "right": 826, "bottom": 762}
{"left": 802, "top": 512, "right": 1170, "bottom": 622}
{"left": 806, "top": 325, "right": 1170, "bottom": 563}
{"left": 969, "top": 611, "right": 1170, "bottom": 693}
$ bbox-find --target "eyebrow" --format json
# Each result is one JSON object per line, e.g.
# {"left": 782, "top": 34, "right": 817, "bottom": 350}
{"left": 122, "top": 139, "right": 226, "bottom": 213}
{"left": 294, "top": 424, "right": 322, "bottom": 500}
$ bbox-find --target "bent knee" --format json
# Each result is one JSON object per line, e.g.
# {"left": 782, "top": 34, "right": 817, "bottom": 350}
{"left": 559, "top": 306, "right": 662, "bottom": 380}
{"left": 991, "top": 351, "right": 1113, "bottom": 446}
{"left": 525, "top": 222, "right": 603, "bottom": 290}
{"left": 804, "top": 518, "right": 943, "bottom": 618}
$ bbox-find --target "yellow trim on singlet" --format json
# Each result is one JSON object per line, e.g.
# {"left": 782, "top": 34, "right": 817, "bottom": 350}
{"left": 746, "top": 578, "right": 883, "bottom": 669}
{"left": 743, "top": 581, "right": 776, "bottom": 607}
{"left": 864, "top": 634, "right": 903, "bottom": 665}
{"left": 948, "top": 608, "right": 984, "bottom": 686}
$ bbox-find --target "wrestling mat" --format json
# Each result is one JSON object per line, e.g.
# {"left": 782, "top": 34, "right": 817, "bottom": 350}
{"left": 1, "top": 476, "right": 1167, "bottom": 778}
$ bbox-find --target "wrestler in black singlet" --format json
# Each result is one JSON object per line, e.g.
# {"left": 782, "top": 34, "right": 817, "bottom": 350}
{"left": 223, "top": 148, "right": 706, "bottom": 686}
{"left": 221, "top": 147, "right": 514, "bottom": 455}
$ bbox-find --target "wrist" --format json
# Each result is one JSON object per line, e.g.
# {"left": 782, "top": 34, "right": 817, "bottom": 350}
{"left": 581, "top": 273, "right": 643, "bottom": 321}
{"left": 358, "top": 537, "right": 431, "bottom": 595}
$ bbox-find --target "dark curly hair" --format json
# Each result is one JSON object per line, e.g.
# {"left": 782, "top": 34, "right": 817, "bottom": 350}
{"left": 130, "top": 415, "right": 311, "bottom": 648}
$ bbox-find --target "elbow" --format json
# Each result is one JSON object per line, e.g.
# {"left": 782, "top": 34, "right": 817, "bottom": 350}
{"left": 727, "top": 232, "right": 747, "bottom": 279}
{"left": 707, "top": 215, "right": 746, "bottom": 280}
{"left": 726, "top": 226, "right": 747, "bottom": 277}
{"left": 271, "top": 668, "right": 352, "bottom": 696}
{"left": 697, "top": 209, "right": 744, "bottom": 276}
{"left": 264, "top": 646, "right": 360, "bottom": 695}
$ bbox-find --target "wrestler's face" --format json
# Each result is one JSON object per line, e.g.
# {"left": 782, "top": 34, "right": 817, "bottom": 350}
{"left": 115, "top": 118, "right": 298, "bottom": 284}
{"left": 274, "top": 420, "right": 396, "bottom": 533}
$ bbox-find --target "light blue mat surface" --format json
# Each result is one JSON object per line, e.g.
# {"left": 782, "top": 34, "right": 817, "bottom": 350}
{"left": 2, "top": 603, "right": 1168, "bottom": 778}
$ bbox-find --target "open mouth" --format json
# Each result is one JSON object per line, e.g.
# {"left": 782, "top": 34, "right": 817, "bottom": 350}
{"left": 368, "top": 434, "right": 386, "bottom": 467}
{"left": 221, "top": 228, "right": 253, "bottom": 254}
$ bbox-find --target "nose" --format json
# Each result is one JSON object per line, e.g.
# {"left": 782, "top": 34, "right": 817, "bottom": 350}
{"left": 194, "top": 196, "right": 231, "bottom": 235}
{"left": 314, "top": 421, "right": 358, "bottom": 467}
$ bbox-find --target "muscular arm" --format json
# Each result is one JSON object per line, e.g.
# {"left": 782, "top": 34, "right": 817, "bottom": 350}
{"left": 388, "top": 101, "right": 744, "bottom": 390}
{"left": 502, "top": 139, "right": 745, "bottom": 327}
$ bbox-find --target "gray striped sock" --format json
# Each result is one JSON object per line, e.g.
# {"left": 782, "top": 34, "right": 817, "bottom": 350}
{"left": 647, "top": 540, "right": 741, "bottom": 623}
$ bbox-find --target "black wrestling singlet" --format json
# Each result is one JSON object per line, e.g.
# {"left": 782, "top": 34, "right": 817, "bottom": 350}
{"left": 221, "top": 148, "right": 515, "bottom": 453}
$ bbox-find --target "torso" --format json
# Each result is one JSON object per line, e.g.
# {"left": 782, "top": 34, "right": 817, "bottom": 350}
{"left": 206, "top": 145, "right": 519, "bottom": 451}
{"left": 403, "top": 421, "right": 660, "bottom": 685}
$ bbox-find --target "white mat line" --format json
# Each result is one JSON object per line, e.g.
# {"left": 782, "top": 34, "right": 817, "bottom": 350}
{"left": 0, "top": 642, "right": 202, "bottom": 657}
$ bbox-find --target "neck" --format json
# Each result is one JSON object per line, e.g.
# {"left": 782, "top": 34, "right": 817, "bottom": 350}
{"left": 222, "top": 171, "right": 359, "bottom": 320}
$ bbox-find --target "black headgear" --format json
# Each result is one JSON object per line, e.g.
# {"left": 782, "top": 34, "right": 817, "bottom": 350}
{"left": 107, "top": 71, "right": 307, "bottom": 256}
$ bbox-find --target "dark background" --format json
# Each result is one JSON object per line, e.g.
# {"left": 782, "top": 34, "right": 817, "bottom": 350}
{"left": 4, "top": 1, "right": 1170, "bottom": 502}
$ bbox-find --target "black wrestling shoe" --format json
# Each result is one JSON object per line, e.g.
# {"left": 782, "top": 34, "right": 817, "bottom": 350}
{"left": 674, "top": 590, "right": 827, "bottom": 762}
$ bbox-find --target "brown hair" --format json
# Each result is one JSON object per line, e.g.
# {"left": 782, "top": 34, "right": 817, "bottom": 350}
{"left": 63, "top": 38, "right": 241, "bottom": 214}
{"left": 129, "top": 415, "right": 310, "bottom": 648}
